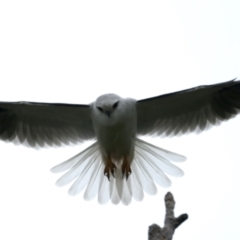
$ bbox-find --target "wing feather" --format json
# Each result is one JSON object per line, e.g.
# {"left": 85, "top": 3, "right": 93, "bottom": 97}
{"left": 0, "top": 101, "right": 95, "bottom": 147}
{"left": 137, "top": 79, "right": 240, "bottom": 136}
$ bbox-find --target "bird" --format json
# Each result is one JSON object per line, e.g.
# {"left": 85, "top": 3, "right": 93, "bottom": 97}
{"left": 0, "top": 79, "right": 240, "bottom": 205}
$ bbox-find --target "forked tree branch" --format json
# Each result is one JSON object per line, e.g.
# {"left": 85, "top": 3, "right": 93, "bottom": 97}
{"left": 148, "top": 192, "right": 188, "bottom": 240}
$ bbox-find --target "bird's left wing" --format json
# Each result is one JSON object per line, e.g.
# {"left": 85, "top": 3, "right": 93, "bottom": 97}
{"left": 136, "top": 79, "right": 240, "bottom": 136}
{"left": 0, "top": 101, "right": 95, "bottom": 147}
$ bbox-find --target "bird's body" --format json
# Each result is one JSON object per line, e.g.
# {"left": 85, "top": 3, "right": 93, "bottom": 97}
{"left": 92, "top": 94, "right": 136, "bottom": 161}
{"left": 91, "top": 94, "right": 137, "bottom": 178}
{"left": 0, "top": 79, "right": 240, "bottom": 204}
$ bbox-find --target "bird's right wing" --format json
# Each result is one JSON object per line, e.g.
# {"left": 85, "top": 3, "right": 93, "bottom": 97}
{"left": 136, "top": 79, "right": 240, "bottom": 137}
{"left": 0, "top": 101, "right": 95, "bottom": 147}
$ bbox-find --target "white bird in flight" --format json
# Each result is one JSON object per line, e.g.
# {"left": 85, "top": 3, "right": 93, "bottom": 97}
{"left": 0, "top": 79, "right": 240, "bottom": 205}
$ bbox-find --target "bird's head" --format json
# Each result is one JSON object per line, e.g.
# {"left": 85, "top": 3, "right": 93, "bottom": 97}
{"left": 95, "top": 94, "right": 120, "bottom": 119}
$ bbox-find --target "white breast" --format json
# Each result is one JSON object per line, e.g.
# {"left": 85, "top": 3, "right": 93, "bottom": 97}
{"left": 91, "top": 97, "right": 137, "bottom": 161}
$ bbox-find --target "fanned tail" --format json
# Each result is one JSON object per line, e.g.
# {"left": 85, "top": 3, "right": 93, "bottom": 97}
{"left": 51, "top": 138, "right": 186, "bottom": 205}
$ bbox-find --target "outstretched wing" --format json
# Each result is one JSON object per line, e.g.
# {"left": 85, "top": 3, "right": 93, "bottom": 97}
{"left": 137, "top": 79, "right": 240, "bottom": 136}
{"left": 0, "top": 101, "right": 95, "bottom": 147}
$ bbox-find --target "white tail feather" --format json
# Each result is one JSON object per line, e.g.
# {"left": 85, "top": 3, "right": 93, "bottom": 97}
{"left": 98, "top": 174, "right": 110, "bottom": 204}
{"left": 136, "top": 138, "right": 187, "bottom": 163}
{"left": 51, "top": 138, "right": 186, "bottom": 205}
{"left": 132, "top": 156, "right": 158, "bottom": 195}
{"left": 83, "top": 154, "right": 102, "bottom": 201}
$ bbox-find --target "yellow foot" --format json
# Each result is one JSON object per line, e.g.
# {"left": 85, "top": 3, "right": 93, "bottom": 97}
{"left": 104, "top": 161, "right": 116, "bottom": 181}
{"left": 122, "top": 156, "right": 132, "bottom": 180}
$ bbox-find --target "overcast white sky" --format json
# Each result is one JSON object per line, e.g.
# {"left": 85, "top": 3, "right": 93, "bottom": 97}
{"left": 0, "top": 1, "right": 240, "bottom": 240}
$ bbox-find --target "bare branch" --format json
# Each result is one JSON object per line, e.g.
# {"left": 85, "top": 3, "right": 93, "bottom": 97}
{"left": 148, "top": 192, "right": 188, "bottom": 240}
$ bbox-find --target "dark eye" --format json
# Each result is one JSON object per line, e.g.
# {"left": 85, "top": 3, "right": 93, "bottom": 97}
{"left": 112, "top": 101, "right": 119, "bottom": 109}
{"left": 97, "top": 107, "right": 103, "bottom": 112}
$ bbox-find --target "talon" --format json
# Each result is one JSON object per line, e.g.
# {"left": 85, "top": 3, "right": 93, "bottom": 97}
{"left": 111, "top": 167, "right": 116, "bottom": 178}
{"left": 104, "top": 171, "right": 110, "bottom": 181}
{"left": 121, "top": 155, "right": 131, "bottom": 180}
{"left": 122, "top": 168, "right": 132, "bottom": 180}
{"left": 104, "top": 156, "right": 116, "bottom": 180}
{"left": 126, "top": 169, "right": 132, "bottom": 180}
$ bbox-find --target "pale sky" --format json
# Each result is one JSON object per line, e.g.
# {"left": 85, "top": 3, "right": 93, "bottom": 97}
{"left": 0, "top": 1, "right": 240, "bottom": 240}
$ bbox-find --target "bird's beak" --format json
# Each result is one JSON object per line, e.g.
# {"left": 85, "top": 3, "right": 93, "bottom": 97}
{"left": 106, "top": 110, "right": 111, "bottom": 118}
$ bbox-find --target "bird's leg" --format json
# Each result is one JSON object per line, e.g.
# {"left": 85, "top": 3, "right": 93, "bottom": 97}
{"left": 122, "top": 155, "right": 132, "bottom": 180}
{"left": 104, "top": 154, "right": 116, "bottom": 181}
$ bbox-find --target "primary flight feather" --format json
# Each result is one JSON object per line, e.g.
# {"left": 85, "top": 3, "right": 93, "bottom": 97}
{"left": 0, "top": 79, "right": 240, "bottom": 205}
